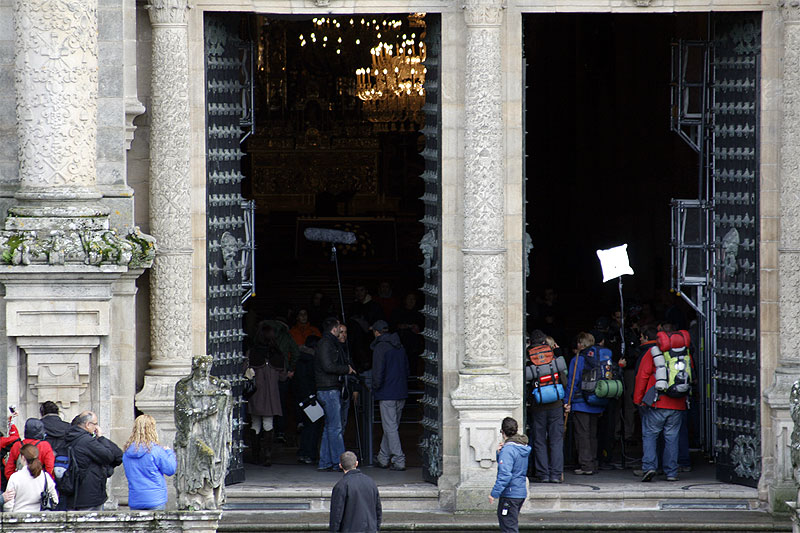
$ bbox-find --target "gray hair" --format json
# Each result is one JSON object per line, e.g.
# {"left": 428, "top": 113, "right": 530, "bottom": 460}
{"left": 72, "top": 410, "right": 95, "bottom": 428}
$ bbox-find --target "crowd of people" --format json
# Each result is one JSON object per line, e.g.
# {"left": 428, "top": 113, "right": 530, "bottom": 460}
{"left": 0, "top": 403, "right": 175, "bottom": 512}
{"left": 524, "top": 287, "right": 697, "bottom": 484}
{"left": 245, "top": 282, "right": 417, "bottom": 472}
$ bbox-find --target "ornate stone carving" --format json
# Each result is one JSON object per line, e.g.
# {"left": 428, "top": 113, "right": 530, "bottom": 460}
{"left": 174, "top": 356, "right": 232, "bottom": 511}
{"left": 0, "top": 226, "right": 154, "bottom": 268}
{"left": 524, "top": 232, "right": 533, "bottom": 278}
{"left": 13, "top": 0, "right": 101, "bottom": 200}
{"left": 145, "top": 0, "right": 192, "bottom": 367}
{"left": 463, "top": 0, "right": 504, "bottom": 27}
{"left": 778, "top": 0, "right": 800, "bottom": 22}
{"left": 420, "top": 230, "right": 438, "bottom": 277}
{"left": 146, "top": 0, "right": 189, "bottom": 26}
{"left": 463, "top": 253, "right": 505, "bottom": 369}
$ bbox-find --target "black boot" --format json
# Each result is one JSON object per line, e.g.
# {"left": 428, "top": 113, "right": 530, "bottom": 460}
{"left": 247, "top": 429, "right": 260, "bottom": 464}
{"left": 262, "top": 430, "right": 273, "bottom": 467}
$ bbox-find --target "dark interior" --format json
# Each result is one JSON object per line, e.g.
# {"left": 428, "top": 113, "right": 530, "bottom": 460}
{"left": 241, "top": 14, "right": 428, "bottom": 468}
{"left": 524, "top": 13, "right": 708, "bottom": 343}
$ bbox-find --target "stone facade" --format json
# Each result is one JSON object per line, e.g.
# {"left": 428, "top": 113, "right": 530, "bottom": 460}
{"left": 0, "top": 0, "right": 794, "bottom": 514}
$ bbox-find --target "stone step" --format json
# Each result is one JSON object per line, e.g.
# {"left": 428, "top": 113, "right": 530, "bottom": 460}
{"left": 218, "top": 510, "right": 790, "bottom": 532}
{"left": 225, "top": 483, "right": 440, "bottom": 512}
{"left": 523, "top": 480, "right": 762, "bottom": 511}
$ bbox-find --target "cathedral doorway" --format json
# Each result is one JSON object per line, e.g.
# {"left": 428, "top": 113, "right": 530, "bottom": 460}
{"left": 203, "top": 12, "right": 443, "bottom": 485}
{"left": 523, "top": 12, "right": 761, "bottom": 487}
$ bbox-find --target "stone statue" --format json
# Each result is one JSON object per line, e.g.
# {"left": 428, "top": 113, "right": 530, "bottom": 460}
{"left": 174, "top": 355, "right": 232, "bottom": 510}
{"left": 790, "top": 380, "right": 800, "bottom": 493}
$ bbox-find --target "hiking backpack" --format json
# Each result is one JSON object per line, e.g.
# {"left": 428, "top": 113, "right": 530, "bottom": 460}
{"left": 527, "top": 344, "right": 567, "bottom": 405}
{"left": 55, "top": 444, "right": 80, "bottom": 500}
{"left": 651, "top": 330, "right": 693, "bottom": 398}
{"left": 581, "top": 346, "right": 623, "bottom": 405}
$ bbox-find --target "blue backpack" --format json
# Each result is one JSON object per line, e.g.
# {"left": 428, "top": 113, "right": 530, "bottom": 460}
{"left": 580, "top": 346, "right": 620, "bottom": 406}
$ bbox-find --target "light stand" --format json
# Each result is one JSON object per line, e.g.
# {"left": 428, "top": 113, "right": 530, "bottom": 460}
{"left": 597, "top": 244, "right": 634, "bottom": 469}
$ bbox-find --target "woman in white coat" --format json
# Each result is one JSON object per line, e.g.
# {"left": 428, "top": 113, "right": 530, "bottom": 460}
{"left": 5, "top": 443, "right": 58, "bottom": 512}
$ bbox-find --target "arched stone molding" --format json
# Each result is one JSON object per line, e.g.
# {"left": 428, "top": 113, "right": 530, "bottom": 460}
{"left": 450, "top": 0, "right": 519, "bottom": 510}
{"left": 136, "top": 0, "right": 193, "bottom": 449}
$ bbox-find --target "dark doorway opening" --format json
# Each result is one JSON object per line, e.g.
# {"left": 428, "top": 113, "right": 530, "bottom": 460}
{"left": 524, "top": 13, "right": 707, "bottom": 335}
{"left": 524, "top": 12, "right": 710, "bottom": 480}
{"left": 524, "top": 12, "right": 762, "bottom": 487}
{"left": 236, "top": 13, "right": 436, "bottom": 475}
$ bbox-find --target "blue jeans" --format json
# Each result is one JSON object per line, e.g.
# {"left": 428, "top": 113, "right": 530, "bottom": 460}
{"left": 317, "top": 389, "right": 345, "bottom": 469}
{"left": 642, "top": 407, "right": 681, "bottom": 477}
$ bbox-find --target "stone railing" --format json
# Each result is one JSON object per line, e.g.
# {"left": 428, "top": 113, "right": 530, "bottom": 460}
{"left": 0, "top": 510, "right": 220, "bottom": 532}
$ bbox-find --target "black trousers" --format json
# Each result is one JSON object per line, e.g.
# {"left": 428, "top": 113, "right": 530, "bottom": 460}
{"left": 497, "top": 497, "right": 525, "bottom": 533}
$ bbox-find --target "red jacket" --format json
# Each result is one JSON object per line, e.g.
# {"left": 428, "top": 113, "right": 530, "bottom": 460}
{"left": 4, "top": 438, "right": 55, "bottom": 479}
{"left": 633, "top": 347, "right": 688, "bottom": 410}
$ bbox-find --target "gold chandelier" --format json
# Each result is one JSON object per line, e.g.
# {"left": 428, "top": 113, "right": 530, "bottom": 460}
{"left": 355, "top": 15, "right": 426, "bottom": 129}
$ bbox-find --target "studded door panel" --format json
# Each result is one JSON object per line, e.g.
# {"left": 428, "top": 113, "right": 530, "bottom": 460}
{"left": 418, "top": 14, "right": 443, "bottom": 485}
{"left": 205, "top": 13, "right": 249, "bottom": 485}
{"left": 711, "top": 12, "right": 761, "bottom": 487}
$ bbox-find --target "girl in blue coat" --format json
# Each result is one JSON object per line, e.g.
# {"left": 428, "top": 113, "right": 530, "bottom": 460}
{"left": 122, "top": 414, "right": 176, "bottom": 510}
{"left": 490, "top": 417, "right": 531, "bottom": 533}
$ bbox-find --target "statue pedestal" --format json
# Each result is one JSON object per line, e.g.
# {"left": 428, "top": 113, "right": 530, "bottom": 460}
{"left": 451, "top": 373, "right": 519, "bottom": 511}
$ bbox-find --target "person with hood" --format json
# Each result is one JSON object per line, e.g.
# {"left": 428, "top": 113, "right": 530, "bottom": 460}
{"left": 122, "top": 414, "right": 176, "bottom": 510}
{"left": 39, "top": 401, "right": 71, "bottom": 459}
{"left": 490, "top": 417, "right": 531, "bottom": 533}
{"left": 370, "top": 320, "right": 409, "bottom": 471}
{"left": 4, "top": 418, "right": 55, "bottom": 480}
{"left": 63, "top": 410, "right": 123, "bottom": 510}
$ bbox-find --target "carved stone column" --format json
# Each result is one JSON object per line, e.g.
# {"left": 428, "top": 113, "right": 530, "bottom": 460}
{"left": 13, "top": 0, "right": 102, "bottom": 205}
{"left": 135, "top": 0, "right": 193, "bottom": 450}
{"left": 450, "top": 0, "right": 519, "bottom": 510}
{"left": 765, "top": 0, "right": 800, "bottom": 510}
{"left": 4, "top": 0, "right": 154, "bottom": 442}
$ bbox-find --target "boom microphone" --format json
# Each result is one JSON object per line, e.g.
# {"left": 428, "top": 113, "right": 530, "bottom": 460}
{"left": 303, "top": 227, "right": 357, "bottom": 245}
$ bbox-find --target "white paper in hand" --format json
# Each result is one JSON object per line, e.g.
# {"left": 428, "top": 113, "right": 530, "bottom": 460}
{"left": 303, "top": 401, "right": 324, "bottom": 423}
{"left": 596, "top": 244, "right": 634, "bottom": 283}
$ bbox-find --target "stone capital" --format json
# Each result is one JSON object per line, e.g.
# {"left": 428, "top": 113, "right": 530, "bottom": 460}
{"left": 779, "top": 0, "right": 800, "bottom": 23}
{"left": 146, "top": 0, "right": 190, "bottom": 26}
{"left": 463, "top": 0, "right": 504, "bottom": 27}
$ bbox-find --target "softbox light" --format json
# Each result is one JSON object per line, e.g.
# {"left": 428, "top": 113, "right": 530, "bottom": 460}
{"left": 596, "top": 244, "right": 634, "bottom": 283}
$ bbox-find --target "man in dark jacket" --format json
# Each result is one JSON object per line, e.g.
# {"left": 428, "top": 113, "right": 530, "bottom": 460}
{"left": 370, "top": 320, "right": 409, "bottom": 471}
{"left": 40, "top": 401, "right": 71, "bottom": 457}
{"left": 329, "top": 451, "right": 381, "bottom": 533}
{"left": 315, "top": 317, "right": 355, "bottom": 471}
{"left": 63, "top": 410, "right": 123, "bottom": 510}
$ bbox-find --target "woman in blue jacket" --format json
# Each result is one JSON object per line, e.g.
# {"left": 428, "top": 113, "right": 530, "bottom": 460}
{"left": 122, "top": 414, "right": 176, "bottom": 510}
{"left": 565, "top": 332, "right": 605, "bottom": 475}
{"left": 489, "top": 417, "right": 531, "bottom": 533}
